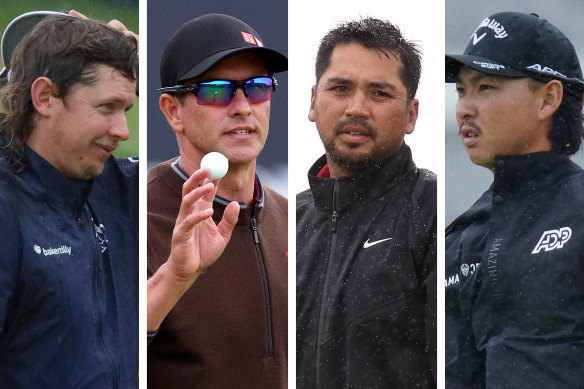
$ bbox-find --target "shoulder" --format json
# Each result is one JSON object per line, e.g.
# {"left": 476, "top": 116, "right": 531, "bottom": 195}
{"left": 405, "top": 167, "right": 437, "bottom": 219}
{"left": 147, "top": 158, "right": 176, "bottom": 182}
{"left": 0, "top": 169, "right": 24, "bottom": 248}
{"left": 113, "top": 156, "right": 139, "bottom": 177}
{"left": 411, "top": 168, "right": 437, "bottom": 199}
{"left": 296, "top": 188, "right": 314, "bottom": 210}
{"left": 263, "top": 185, "right": 288, "bottom": 217}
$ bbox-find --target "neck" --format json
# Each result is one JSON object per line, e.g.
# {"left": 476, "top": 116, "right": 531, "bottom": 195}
{"left": 326, "top": 161, "right": 351, "bottom": 179}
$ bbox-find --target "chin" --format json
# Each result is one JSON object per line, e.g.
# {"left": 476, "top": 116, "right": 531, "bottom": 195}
{"left": 81, "top": 164, "right": 106, "bottom": 180}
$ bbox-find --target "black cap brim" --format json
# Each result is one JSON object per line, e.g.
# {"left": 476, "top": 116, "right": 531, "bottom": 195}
{"left": 177, "top": 46, "right": 287, "bottom": 84}
{"left": 445, "top": 54, "right": 526, "bottom": 82}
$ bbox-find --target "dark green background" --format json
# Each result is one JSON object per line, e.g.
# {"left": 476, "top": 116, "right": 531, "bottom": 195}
{"left": 0, "top": 0, "right": 139, "bottom": 157}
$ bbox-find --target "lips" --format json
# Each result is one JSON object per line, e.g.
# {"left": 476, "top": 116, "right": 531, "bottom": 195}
{"left": 225, "top": 126, "right": 255, "bottom": 136}
{"left": 460, "top": 123, "right": 481, "bottom": 147}
{"left": 94, "top": 141, "right": 118, "bottom": 154}
{"left": 341, "top": 125, "right": 369, "bottom": 136}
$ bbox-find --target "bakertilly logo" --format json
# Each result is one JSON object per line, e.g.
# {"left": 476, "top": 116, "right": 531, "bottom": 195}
{"left": 34, "top": 244, "right": 72, "bottom": 256}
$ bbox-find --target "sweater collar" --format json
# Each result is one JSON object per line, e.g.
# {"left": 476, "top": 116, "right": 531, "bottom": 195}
{"left": 307, "top": 143, "right": 416, "bottom": 212}
{"left": 171, "top": 157, "right": 264, "bottom": 225}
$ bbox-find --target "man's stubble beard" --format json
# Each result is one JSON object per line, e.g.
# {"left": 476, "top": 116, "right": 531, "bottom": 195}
{"left": 319, "top": 117, "right": 398, "bottom": 175}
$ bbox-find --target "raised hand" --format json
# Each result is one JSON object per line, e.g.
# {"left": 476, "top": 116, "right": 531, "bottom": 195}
{"left": 167, "top": 167, "right": 239, "bottom": 281}
{"left": 147, "top": 167, "right": 239, "bottom": 332}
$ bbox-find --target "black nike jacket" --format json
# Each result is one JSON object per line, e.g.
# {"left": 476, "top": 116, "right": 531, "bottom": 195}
{"left": 296, "top": 144, "right": 437, "bottom": 388}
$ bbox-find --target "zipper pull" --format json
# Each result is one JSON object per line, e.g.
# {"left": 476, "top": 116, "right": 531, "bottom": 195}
{"left": 250, "top": 218, "right": 260, "bottom": 244}
{"left": 331, "top": 211, "right": 338, "bottom": 233}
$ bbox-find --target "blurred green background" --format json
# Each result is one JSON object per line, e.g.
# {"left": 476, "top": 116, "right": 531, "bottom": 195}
{"left": 0, "top": 0, "right": 139, "bottom": 157}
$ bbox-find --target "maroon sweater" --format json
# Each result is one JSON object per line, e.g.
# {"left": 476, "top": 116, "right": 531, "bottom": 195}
{"left": 147, "top": 159, "right": 288, "bottom": 388}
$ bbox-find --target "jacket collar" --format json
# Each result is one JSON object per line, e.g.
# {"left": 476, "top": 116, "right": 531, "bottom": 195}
{"left": 493, "top": 151, "right": 581, "bottom": 197}
{"left": 307, "top": 143, "right": 417, "bottom": 212}
{"left": 15, "top": 145, "right": 92, "bottom": 211}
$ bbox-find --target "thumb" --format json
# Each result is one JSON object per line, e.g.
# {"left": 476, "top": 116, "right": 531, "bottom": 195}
{"left": 216, "top": 201, "right": 239, "bottom": 241}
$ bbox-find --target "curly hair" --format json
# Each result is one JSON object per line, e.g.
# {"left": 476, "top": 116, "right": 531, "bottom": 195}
{"left": 0, "top": 14, "right": 138, "bottom": 170}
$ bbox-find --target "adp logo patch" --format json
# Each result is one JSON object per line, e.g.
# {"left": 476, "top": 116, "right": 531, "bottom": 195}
{"left": 532, "top": 227, "right": 572, "bottom": 254}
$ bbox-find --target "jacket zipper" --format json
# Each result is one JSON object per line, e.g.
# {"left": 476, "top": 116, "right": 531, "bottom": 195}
{"left": 316, "top": 181, "right": 339, "bottom": 387}
{"left": 250, "top": 216, "right": 275, "bottom": 356}
{"left": 85, "top": 204, "right": 120, "bottom": 388}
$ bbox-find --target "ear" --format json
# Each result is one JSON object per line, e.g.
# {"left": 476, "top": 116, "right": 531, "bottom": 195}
{"left": 404, "top": 98, "right": 419, "bottom": 135}
{"left": 159, "top": 93, "right": 185, "bottom": 133}
{"left": 538, "top": 80, "right": 563, "bottom": 121}
{"left": 308, "top": 85, "right": 317, "bottom": 123}
{"left": 30, "top": 77, "right": 58, "bottom": 117}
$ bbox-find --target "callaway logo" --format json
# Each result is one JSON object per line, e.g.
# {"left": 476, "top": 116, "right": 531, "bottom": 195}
{"left": 363, "top": 237, "right": 392, "bottom": 248}
{"left": 471, "top": 17, "right": 508, "bottom": 45}
{"left": 472, "top": 32, "right": 486, "bottom": 45}
{"left": 532, "top": 227, "right": 572, "bottom": 254}
{"left": 34, "top": 244, "right": 72, "bottom": 256}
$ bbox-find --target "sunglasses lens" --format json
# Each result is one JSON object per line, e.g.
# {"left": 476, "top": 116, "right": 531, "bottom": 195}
{"left": 197, "top": 81, "right": 234, "bottom": 105}
{"left": 245, "top": 77, "right": 274, "bottom": 104}
{"left": 194, "top": 77, "right": 274, "bottom": 105}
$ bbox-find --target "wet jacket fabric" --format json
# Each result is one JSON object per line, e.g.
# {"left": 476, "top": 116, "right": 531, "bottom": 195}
{"left": 0, "top": 146, "right": 139, "bottom": 388}
{"left": 147, "top": 159, "right": 288, "bottom": 388}
{"left": 445, "top": 152, "right": 584, "bottom": 389}
{"left": 296, "top": 145, "right": 437, "bottom": 388}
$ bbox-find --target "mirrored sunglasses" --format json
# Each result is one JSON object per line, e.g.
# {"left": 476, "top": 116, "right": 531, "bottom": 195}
{"left": 158, "top": 76, "right": 277, "bottom": 106}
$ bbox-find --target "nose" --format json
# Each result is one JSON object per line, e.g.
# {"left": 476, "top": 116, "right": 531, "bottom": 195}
{"left": 456, "top": 93, "right": 477, "bottom": 123}
{"left": 109, "top": 112, "right": 131, "bottom": 141}
{"left": 228, "top": 88, "right": 252, "bottom": 116}
{"left": 344, "top": 90, "right": 369, "bottom": 118}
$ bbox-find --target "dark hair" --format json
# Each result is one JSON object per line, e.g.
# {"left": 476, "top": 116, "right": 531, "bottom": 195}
{"left": 528, "top": 79, "right": 584, "bottom": 155}
{"left": 315, "top": 17, "right": 421, "bottom": 101}
{"left": 0, "top": 14, "right": 138, "bottom": 169}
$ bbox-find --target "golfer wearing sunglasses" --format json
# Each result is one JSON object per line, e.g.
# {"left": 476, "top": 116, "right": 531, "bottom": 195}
{"left": 147, "top": 13, "right": 288, "bottom": 388}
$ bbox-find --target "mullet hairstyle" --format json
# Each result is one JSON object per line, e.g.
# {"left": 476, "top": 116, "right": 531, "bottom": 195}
{"left": 529, "top": 79, "right": 584, "bottom": 155}
{"left": 0, "top": 14, "right": 138, "bottom": 170}
{"left": 315, "top": 17, "right": 422, "bottom": 102}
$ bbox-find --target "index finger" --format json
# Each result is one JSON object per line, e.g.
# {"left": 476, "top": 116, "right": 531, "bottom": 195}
{"left": 68, "top": 10, "right": 88, "bottom": 19}
{"left": 182, "top": 167, "right": 211, "bottom": 197}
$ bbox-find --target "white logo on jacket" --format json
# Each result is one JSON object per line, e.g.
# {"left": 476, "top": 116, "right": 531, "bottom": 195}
{"left": 363, "top": 237, "right": 392, "bottom": 248}
{"left": 532, "top": 227, "right": 572, "bottom": 254}
{"left": 35, "top": 244, "right": 72, "bottom": 256}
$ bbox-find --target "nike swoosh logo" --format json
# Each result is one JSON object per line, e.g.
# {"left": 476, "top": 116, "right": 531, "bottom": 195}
{"left": 363, "top": 238, "right": 392, "bottom": 248}
{"left": 472, "top": 32, "right": 486, "bottom": 45}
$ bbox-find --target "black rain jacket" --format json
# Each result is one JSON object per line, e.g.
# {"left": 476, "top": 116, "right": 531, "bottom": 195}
{"left": 445, "top": 152, "right": 584, "bottom": 389}
{"left": 297, "top": 144, "right": 437, "bottom": 388}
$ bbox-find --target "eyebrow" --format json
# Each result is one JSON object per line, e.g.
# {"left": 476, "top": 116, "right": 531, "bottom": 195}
{"left": 324, "top": 77, "right": 397, "bottom": 90}
{"left": 455, "top": 72, "right": 490, "bottom": 85}
{"left": 106, "top": 96, "right": 136, "bottom": 110}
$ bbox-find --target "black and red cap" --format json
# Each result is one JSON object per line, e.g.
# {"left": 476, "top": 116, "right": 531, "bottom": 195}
{"left": 160, "top": 13, "right": 288, "bottom": 89}
{"left": 446, "top": 12, "right": 584, "bottom": 96}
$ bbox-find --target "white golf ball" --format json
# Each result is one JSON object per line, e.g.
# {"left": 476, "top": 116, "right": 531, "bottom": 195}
{"left": 200, "top": 152, "right": 229, "bottom": 180}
